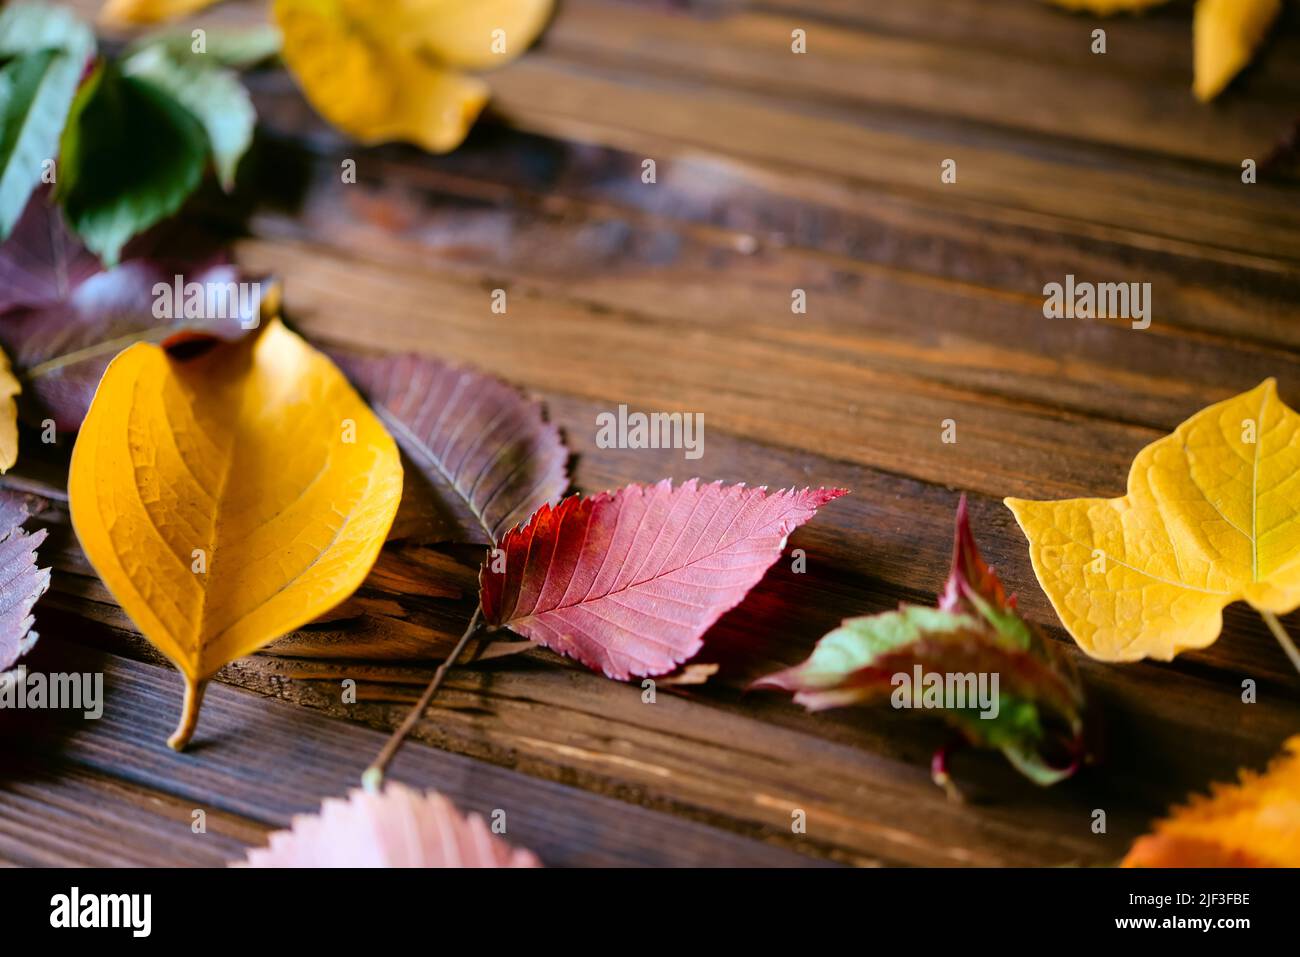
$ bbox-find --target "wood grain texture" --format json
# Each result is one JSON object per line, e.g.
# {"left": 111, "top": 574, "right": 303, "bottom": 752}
{"left": 13, "top": 0, "right": 1300, "bottom": 866}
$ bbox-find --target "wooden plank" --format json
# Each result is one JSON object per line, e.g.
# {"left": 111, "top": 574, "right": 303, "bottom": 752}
{"left": 3, "top": 641, "right": 824, "bottom": 867}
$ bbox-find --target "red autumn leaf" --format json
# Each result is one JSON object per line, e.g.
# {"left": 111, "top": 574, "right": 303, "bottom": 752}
{"left": 0, "top": 194, "right": 261, "bottom": 430}
{"left": 332, "top": 351, "right": 568, "bottom": 545}
{"left": 480, "top": 479, "right": 846, "bottom": 680}
{"left": 0, "top": 490, "right": 50, "bottom": 674}
{"left": 240, "top": 783, "right": 541, "bottom": 868}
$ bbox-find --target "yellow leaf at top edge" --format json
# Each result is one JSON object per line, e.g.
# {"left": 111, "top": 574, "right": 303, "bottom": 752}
{"left": 1193, "top": 0, "right": 1282, "bottom": 101}
{"left": 1123, "top": 735, "right": 1300, "bottom": 867}
{"left": 400, "top": 0, "right": 554, "bottom": 71}
{"left": 1044, "top": 0, "right": 1176, "bottom": 14}
{"left": 274, "top": 0, "right": 491, "bottom": 153}
{"left": 0, "top": 347, "right": 19, "bottom": 474}
{"left": 100, "top": 0, "right": 223, "bottom": 27}
{"left": 68, "top": 318, "right": 402, "bottom": 746}
{"left": 1006, "top": 379, "right": 1300, "bottom": 662}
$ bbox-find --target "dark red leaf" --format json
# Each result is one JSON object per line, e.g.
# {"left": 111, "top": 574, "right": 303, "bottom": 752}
{"left": 481, "top": 479, "right": 846, "bottom": 679}
{"left": 332, "top": 351, "right": 569, "bottom": 546}
{"left": 0, "top": 490, "right": 50, "bottom": 674}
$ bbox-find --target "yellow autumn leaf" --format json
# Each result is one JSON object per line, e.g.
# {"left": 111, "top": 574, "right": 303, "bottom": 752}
{"left": 69, "top": 318, "right": 402, "bottom": 749}
{"left": 0, "top": 346, "right": 19, "bottom": 474}
{"left": 1123, "top": 735, "right": 1300, "bottom": 867}
{"left": 1193, "top": 0, "right": 1282, "bottom": 102}
{"left": 274, "top": 0, "right": 552, "bottom": 153}
{"left": 1006, "top": 379, "right": 1300, "bottom": 666}
{"left": 1044, "top": 0, "right": 1174, "bottom": 13}
{"left": 100, "top": 0, "right": 223, "bottom": 27}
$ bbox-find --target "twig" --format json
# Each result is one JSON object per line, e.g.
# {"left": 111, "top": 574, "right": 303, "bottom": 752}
{"left": 362, "top": 606, "right": 483, "bottom": 791}
{"left": 1260, "top": 610, "right": 1300, "bottom": 678}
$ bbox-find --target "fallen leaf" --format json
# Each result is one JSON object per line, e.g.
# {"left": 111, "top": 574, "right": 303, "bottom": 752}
{"left": 68, "top": 318, "right": 402, "bottom": 749}
{"left": 240, "top": 783, "right": 541, "bottom": 867}
{"left": 0, "top": 490, "right": 49, "bottom": 674}
{"left": 1006, "top": 379, "right": 1300, "bottom": 663}
{"left": 0, "top": 4, "right": 96, "bottom": 238}
{"left": 273, "top": 0, "right": 550, "bottom": 153}
{"left": 0, "top": 346, "right": 18, "bottom": 471}
{"left": 332, "top": 351, "right": 567, "bottom": 545}
{"left": 100, "top": 0, "right": 223, "bottom": 27}
{"left": 480, "top": 480, "right": 846, "bottom": 680}
{"left": 1123, "top": 735, "right": 1300, "bottom": 867}
{"left": 122, "top": 42, "right": 255, "bottom": 190}
{"left": 0, "top": 192, "right": 101, "bottom": 314}
{"left": 755, "top": 497, "right": 1087, "bottom": 786}
{"left": 58, "top": 60, "right": 210, "bottom": 265}
{"left": 126, "top": 25, "right": 283, "bottom": 70}
{"left": 1193, "top": 0, "right": 1282, "bottom": 102}
{"left": 0, "top": 193, "right": 265, "bottom": 430}
{"left": 1045, "top": 0, "right": 1174, "bottom": 12}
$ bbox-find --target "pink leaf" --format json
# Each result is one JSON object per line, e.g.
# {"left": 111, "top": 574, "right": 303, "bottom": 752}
{"left": 480, "top": 479, "right": 846, "bottom": 680}
{"left": 332, "top": 351, "right": 569, "bottom": 545}
{"left": 240, "top": 784, "right": 541, "bottom": 868}
{"left": 0, "top": 490, "right": 50, "bottom": 674}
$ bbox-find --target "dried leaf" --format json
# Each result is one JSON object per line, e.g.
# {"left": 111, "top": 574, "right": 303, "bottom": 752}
{"left": 1006, "top": 380, "right": 1300, "bottom": 663}
{"left": 273, "top": 0, "right": 552, "bottom": 153}
{"left": 1123, "top": 735, "right": 1300, "bottom": 867}
{"left": 68, "top": 318, "right": 402, "bottom": 748}
{"left": 99, "top": 0, "right": 223, "bottom": 27}
{"left": 1045, "top": 0, "right": 1174, "bottom": 12}
{"left": 0, "top": 193, "right": 101, "bottom": 314}
{"left": 1193, "top": 0, "right": 1282, "bottom": 102}
{"left": 240, "top": 783, "right": 541, "bottom": 867}
{"left": 0, "top": 194, "right": 263, "bottom": 430}
{"left": 481, "top": 480, "right": 846, "bottom": 680}
{"left": 332, "top": 351, "right": 567, "bottom": 545}
{"left": 0, "top": 345, "right": 18, "bottom": 471}
{"left": 755, "top": 498, "right": 1086, "bottom": 786}
{"left": 0, "top": 490, "right": 49, "bottom": 674}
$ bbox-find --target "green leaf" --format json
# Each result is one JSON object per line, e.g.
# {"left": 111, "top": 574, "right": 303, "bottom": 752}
{"left": 57, "top": 63, "right": 207, "bottom": 265}
{"left": 0, "top": 3, "right": 95, "bottom": 238}
{"left": 127, "top": 26, "right": 282, "bottom": 70}
{"left": 0, "top": 3, "right": 95, "bottom": 59}
{"left": 0, "top": 51, "right": 79, "bottom": 237}
{"left": 123, "top": 45, "right": 254, "bottom": 191}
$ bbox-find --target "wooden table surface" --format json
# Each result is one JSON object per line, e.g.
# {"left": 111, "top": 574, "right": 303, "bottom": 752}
{"left": 5, "top": 0, "right": 1300, "bottom": 867}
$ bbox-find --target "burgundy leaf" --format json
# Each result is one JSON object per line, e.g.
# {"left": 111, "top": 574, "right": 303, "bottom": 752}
{"left": 0, "top": 195, "right": 100, "bottom": 313}
{"left": 332, "top": 351, "right": 568, "bottom": 545}
{"left": 0, "top": 490, "right": 50, "bottom": 674}
{"left": 0, "top": 269, "right": 263, "bottom": 431}
{"left": 480, "top": 479, "right": 846, "bottom": 680}
{"left": 938, "top": 494, "right": 1015, "bottom": 616}
{"left": 240, "top": 784, "right": 542, "bottom": 868}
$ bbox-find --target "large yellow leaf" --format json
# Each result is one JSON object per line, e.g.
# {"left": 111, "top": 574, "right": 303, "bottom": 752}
{"left": 274, "top": 0, "right": 549, "bottom": 153}
{"left": 1124, "top": 735, "right": 1300, "bottom": 867}
{"left": 0, "top": 346, "right": 18, "bottom": 473}
{"left": 1192, "top": 0, "right": 1282, "bottom": 101}
{"left": 1006, "top": 380, "right": 1300, "bottom": 663}
{"left": 69, "top": 319, "right": 402, "bottom": 749}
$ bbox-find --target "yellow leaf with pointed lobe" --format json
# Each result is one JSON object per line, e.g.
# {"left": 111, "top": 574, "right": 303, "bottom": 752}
{"left": 274, "top": 0, "right": 551, "bottom": 153}
{"left": 1124, "top": 735, "right": 1300, "bottom": 867}
{"left": 0, "top": 347, "right": 18, "bottom": 473}
{"left": 1006, "top": 380, "right": 1300, "bottom": 662}
{"left": 69, "top": 319, "right": 402, "bottom": 749}
{"left": 100, "top": 0, "right": 223, "bottom": 27}
{"left": 1193, "top": 0, "right": 1281, "bottom": 101}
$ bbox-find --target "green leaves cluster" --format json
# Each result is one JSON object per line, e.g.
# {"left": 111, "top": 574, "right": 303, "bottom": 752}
{"left": 0, "top": 3, "right": 272, "bottom": 265}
